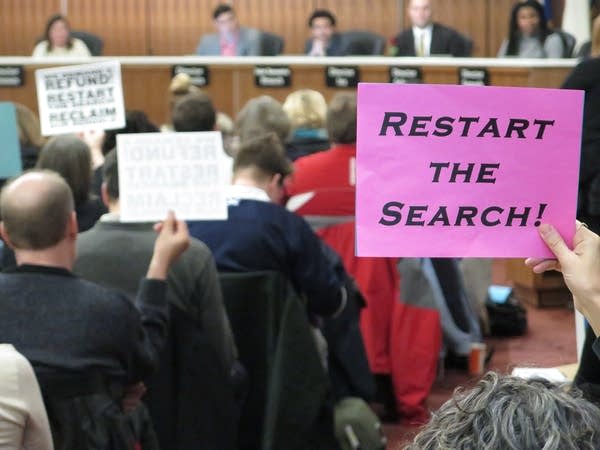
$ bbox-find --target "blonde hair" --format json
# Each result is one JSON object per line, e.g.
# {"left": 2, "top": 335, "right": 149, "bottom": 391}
{"left": 283, "top": 89, "right": 327, "bottom": 129}
{"left": 592, "top": 15, "right": 600, "bottom": 57}
{"left": 14, "top": 103, "right": 45, "bottom": 149}
{"left": 168, "top": 73, "right": 200, "bottom": 110}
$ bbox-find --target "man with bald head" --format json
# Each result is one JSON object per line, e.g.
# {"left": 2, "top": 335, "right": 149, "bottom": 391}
{"left": 389, "top": 0, "right": 472, "bottom": 57}
{"left": 0, "top": 170, "right": 189, "bottom": 448}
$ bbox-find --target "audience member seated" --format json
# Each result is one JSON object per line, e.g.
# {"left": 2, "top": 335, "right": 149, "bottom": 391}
{"left": 575, "top": 15, "right": 600, "bottom": 60}
{"left": 32, "top": 14, "right": 91, "bottom": 58}
{"left": 14, "top": 103, "right": 45, "bottom": 171}
{"left": 389, "top": 0, "right": 472, "bottom": 57}
{"left": 0, "top": 344, "right": 54, "bottom": 450}
{"left": 405, "top": 372, "right": 600, "bottom": 449}
{"left": 234, "top": 95, "right": 292, "bottom": 157}
{"left": 196, "top": 4, "right": 260, "bottom": 56}
{"left": 216, "top": 111, "right": 236, "bottom": 157}
{"left": 161, "top": 73, "right": 201, "bottom": 132}
{"left": 304, "top": 9, "right": 344, "bottom": 56}
{"left": 497, "top": 0, "right": 564, "bottom": 58}
{"left": 282, "top": 89, "right": 330, "bottom": 161}
{"left": 74, "top": 150, "right": 239, "bottom": 450}
{"left": 187, "top": 133, "right": 346, "bottom": 319}
{"left": 36, "top": 135, "right": 106, "bottom": 232}
{"left": 0, "top": 171, "right": 188, "bottom": 449}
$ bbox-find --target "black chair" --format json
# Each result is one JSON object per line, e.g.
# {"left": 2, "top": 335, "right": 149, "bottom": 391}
{"left": 339, "top": 30, "right": 386, "bottom": 55}
{"left": 219, "top": 271, "right": 336, "bottom": 450}
{"left": 71, "top": 30, "right": 104, "bottom": 56}
{"left": 259, "top": 32, "right": 285, "bottom": 56}
{"left": 553, "top": 29, "right": 576, "bottom": 58}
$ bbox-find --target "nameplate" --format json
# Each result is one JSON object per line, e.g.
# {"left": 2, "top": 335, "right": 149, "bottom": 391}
{"left": 172, "top": 65, "right": 210, "bottom": 86}
{"left": 459, "top": 68, "right": 489, "bottom": 86}
{"left": 326, "top": 66, "right": 359, "bottom": 88}
{"left": 0, "top": 66, "right": 24, "bottom": 87}
{"left": 389, "top": 67, "right": 422, "bottom": 84}
{"left": 254, "top": 66, "right": 291, "bottom": 87}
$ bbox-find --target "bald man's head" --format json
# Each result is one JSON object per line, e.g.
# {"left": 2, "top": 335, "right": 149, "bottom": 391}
{"left": 0, "top": 170, "right": 74, "bottom": 250}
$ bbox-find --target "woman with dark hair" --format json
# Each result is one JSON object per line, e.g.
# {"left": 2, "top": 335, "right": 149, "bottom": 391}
{"left": 32, "top": 14, "right": 91, "bottom": 58}
{"left": 36, "top": 135, "right": 105, "bottom": 232}
{"left": 497, "top": 0, "right": 564, "bottom": 58}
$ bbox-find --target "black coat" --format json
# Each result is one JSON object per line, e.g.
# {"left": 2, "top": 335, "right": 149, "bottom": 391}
{"left": 391, "top": 22, "right": 472, "bottom": 57}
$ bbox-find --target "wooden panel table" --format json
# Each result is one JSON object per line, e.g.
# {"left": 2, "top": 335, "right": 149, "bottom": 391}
{"left": 0, "top": 56, "right": 576, "bottom": 127}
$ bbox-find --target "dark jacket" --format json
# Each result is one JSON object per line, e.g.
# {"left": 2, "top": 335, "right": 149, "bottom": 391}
{"left": 391, "top": 22, "right": 472, "bottom": 57}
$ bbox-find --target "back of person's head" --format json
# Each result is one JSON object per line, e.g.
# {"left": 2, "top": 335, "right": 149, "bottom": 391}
{"left": 0, "top": 170, "right": 74, "bottom": 250}
{"left": 592, "top": 15, "right": 600, "bottom": 57}
{"left": 37, "top": 134, "right": 91, "bottom": 206}
{"left": 216, "top": 111, "right": 235, "bottom": 156}
{"left": 167, "top": 73, "right": 201, "bottom": 113}
{"left": 102, "top": 110, "right": 159, "bottom": 155}
{"left": 326, "top": 92, "right": 357, "bottom": 144}
{"left": 14, "top": 103, "right": 45, "bottom": 149}
{"left": 172, "top": 92, "right": 216, "bottom": 132}
{"left": 235, "top": 96, "right": 291, "bottom": 145}
{"left": 308, "top": 9, "right": 337, "bottom": 27}
{"left": 102, "top": 149, "right": 119, "bottom": 201}
{"left": 507, "top": 0, "right": 549, "bottom": 55}
{"left": 233, "top": 133, "right": 292, "bottom": 182}
{"left": 283, "top": 89, "right": 328, "bottom": 130}
{"left": 405, "top": 372, "right": 600, "bottom": 450}
{"left": 44, "top": 13, "right": 73, "bottom": 50}
{"left": 213, "top": 3, "right": 234, "bottom": 20}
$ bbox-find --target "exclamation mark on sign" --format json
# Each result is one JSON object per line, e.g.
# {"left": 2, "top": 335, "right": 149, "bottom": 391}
{"left": 534, "top": 203, "right": 547, "bottom": 227}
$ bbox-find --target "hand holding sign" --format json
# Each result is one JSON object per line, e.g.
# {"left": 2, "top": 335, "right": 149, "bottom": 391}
{"left": 356, "top": 83, "right": 584, "bottom": 257}
{"left": 526, "top": 222, "right": 600, "bottom": 335}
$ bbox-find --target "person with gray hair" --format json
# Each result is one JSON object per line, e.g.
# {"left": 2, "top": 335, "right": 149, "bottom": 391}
{"left": 406, "top": 371, "right": 600, "bottom": 450}
{"left": 234, "top": 95, "right": 291, "bottom": 146}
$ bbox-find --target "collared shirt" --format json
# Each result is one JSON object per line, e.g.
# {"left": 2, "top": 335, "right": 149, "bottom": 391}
{"left": 413, "top": 24, "right": 433, "bottom": 56}
{"left": 220, "top": 32, "right": 239, "bottom": 56}
{"left": 226, "top": 184, "right": 270, "bottom": 204}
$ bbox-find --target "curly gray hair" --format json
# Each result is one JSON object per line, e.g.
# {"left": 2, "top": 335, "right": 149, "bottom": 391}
{"left": 406, "top": 371, "right": 600, "bottom": 450}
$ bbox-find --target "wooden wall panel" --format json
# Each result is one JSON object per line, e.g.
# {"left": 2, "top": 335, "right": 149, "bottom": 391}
{"left": 67, "top": 0, "right": 149, "bottom": 55}
{"left": 0, "top": 1, "right": 575, "bottom": 57}
{"left": 148, "top": 0, "right": 214, "bottom": 55}
{"left": 0, "top": 0, "right": 61, "bottom": 55}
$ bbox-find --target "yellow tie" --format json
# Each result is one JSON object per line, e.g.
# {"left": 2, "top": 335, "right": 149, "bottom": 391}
{"left": 417, "top": 33, "right": 425, "bottom": 57}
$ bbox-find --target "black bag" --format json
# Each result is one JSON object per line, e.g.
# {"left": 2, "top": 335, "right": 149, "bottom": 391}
{"left": 485, "top": 290, "right": 527, "bottom": 337}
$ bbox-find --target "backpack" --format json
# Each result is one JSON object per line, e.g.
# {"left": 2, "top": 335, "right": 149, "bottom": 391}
{"left": 485, "top": 286, "right": 527, "bottom": 337}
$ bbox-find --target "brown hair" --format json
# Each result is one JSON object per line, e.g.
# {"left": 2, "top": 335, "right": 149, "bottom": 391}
{"left": 326, "top": 92, "right": 357, "bottom": 144}
{"left": 44, "top": 14, "right": 73, "bottom": 51}
{"left": 172, "top": 92, "right": 216, "bottom": 132}
{"left": 1, "top": 170, "right": 74, "bottom": 250}
{"left": 592, "top": 15, "right": 600, "bottom": 57}
{"left": 233, "top": 133, "right": 292, "bottom": 182}
{"left": 36, "top": 135, "right": 92, "bottom": 206}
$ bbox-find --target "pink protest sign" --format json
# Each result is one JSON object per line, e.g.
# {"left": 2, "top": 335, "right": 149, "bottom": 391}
{"left": 356, "top": 83, "right": 583, "bottom": 258}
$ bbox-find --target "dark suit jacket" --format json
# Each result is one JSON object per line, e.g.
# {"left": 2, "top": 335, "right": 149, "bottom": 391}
{"left": 391, "top": 22, "right": 472, "bottom": 57}
{"left": 304, "top": 33, "right": 345, "bottom": 56}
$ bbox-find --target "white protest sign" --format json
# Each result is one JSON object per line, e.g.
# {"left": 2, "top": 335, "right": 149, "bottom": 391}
{"left": 117, "top": 131, "right": 229, "bottom": 222}
{"left": 35, "top": 60, "right": 125, "bottom": 136}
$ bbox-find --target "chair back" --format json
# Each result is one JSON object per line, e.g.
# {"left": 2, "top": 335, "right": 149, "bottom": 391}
{"left": 71, "top": 30, "right": 104, "bottom": 55}
{"left": 340, "top": 30, "right": 386, "bottom": 55}
{"left": 219, "top": 271, "right": 331, "bottom": 450}
{"left": 260, "top": 32, "right": 285, "bottom": 56}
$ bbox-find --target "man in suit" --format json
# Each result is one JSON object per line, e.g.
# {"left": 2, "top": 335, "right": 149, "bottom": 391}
{"left": 196, "top": 3, "right": 260, "bottom": 56}
{"left": 390, "top": 0, "right": 472, "bottom": 57}
{"left": 304, "top": 9, "right": 344, "bottom": 56}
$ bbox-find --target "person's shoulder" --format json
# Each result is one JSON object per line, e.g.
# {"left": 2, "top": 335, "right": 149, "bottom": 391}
{"left": 31, "top": 40, "right": 48, "bottom": 57}
{"left": 183, "top": 236, "right": 214, "bottom": 263}
{"left": 393, "top": 27, "right": 413, "bottom": 42}
{"left": 433, "top": 22, "right": 462, "bottom": 37}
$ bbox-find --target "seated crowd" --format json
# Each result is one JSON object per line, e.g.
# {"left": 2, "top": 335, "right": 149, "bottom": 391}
{"left": 3, "top": 1, "right": 600, "bottom": 449}
{"left": 30, "top": 0, "right": 596, "bottom": 59}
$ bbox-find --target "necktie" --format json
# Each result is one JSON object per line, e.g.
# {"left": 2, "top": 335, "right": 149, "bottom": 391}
{"left": 417, "top": 32, "right": 425, "bottom": 57}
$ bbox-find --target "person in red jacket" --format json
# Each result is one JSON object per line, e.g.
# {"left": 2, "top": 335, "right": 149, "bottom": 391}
{"left": 286, "top": 93, "right": 441, "bottom": 423}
